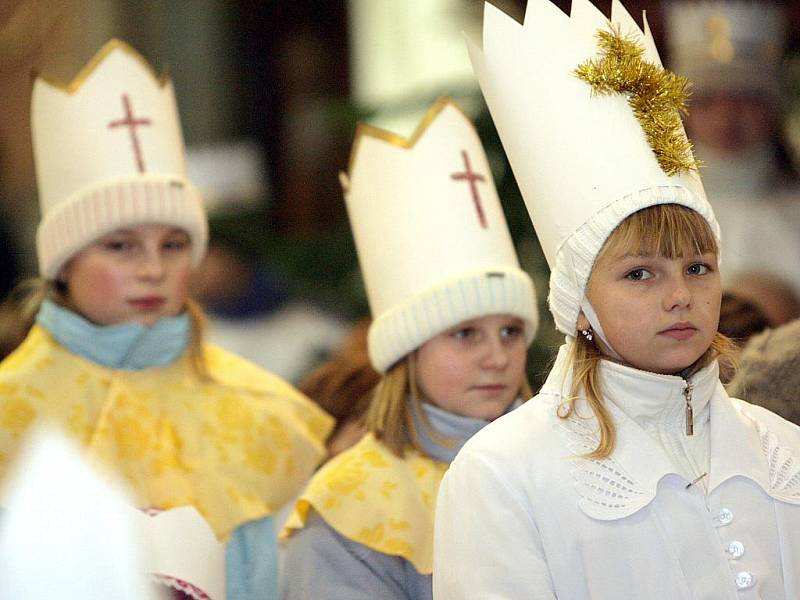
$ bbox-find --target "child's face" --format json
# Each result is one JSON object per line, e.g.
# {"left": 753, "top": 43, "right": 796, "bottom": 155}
{"left": 415, "top": 314, "right": 527, "bottom": 420}
{"left": 60, "top": 224, "right": 193, "bottom": 326}
{"left": 584, "top": 250, "right": 721, "bottom": 374}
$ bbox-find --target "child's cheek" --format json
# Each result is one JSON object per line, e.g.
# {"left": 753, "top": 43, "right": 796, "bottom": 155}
{"left": 172, "top": 265, "right": 194, "bottom": 301}
{"left": 90, "top": 265, "right": 127, "bottom": 299}
{"left": 83, "top": 269, "right": 131, "bottom": 319}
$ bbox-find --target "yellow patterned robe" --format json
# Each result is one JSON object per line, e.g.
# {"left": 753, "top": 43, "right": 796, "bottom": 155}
{"left": 0, "top": 325, "right": 334, "bottom": 540}
{"left": 281, "top": 432, "right": 448, "bottom": 575}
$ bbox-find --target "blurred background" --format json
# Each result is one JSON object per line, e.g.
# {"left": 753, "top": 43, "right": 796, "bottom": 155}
{"left": 1, "top": 0, "right": 799, "bottom": 387}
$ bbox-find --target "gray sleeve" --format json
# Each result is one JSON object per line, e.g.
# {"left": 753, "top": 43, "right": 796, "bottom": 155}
{"left": 281, "top": 511, "right": 431, "bottom": 600}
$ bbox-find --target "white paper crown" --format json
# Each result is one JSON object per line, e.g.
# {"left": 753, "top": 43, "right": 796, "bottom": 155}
{"left": 342, "top": 97, "right": 538, "bottom": 372}
{"left": 467, "top": 0, "right": 720, "bottom": 336}
{"left": 0, "top": 427, "right": 225, "bottom": 599}
{"left": 0, "top": 427, "right": 161, "bottom": 600}
{"left": 32, "top": 39, "right": 208, "bottom": 278}
{"left": 136, "top": 506, "right": 226, "bottom": 600}
{"left": 665, "top": 1, "right": 785, "bottom": 97}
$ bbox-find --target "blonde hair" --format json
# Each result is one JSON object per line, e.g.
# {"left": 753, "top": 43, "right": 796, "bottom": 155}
{"left": 560, "top": 204, "right": 737, "bottom": 459}
{"left": 0, "top": 277, "right": 209, "bottom": 378}
{"left": 365, "top": 353, "right": 533, "bottom": 458}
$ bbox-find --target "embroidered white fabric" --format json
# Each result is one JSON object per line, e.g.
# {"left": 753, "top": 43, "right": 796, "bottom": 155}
{"left": 560, "top": 412, "right": 648, "bottom": 517}
{"left": 753, "top": 417, "right": 800, "bottom": 501}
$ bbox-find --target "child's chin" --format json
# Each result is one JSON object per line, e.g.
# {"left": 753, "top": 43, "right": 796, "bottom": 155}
{"left": 650, "top": 358, "right": 702, "bottom": 376}
{"left": 133, "top": 314, "right": 164, "bottom": 327}
{"left": 477, "top": 400, "right": 514, "bottom": 422}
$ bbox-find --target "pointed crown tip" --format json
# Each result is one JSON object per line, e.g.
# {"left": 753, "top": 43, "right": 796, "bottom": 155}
{"left": 345, "top": 97, "right": 472, "bottom": 176}
{"left": 34, "top": 38, "right": 171, "bottom": 94}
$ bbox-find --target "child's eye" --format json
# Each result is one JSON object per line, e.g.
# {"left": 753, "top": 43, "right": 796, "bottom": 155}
{"left": 452, "top": 328, "right": 475, "bottom": 340}
{"left": 102, "top": 240, "right": 133, "bottom": 252}
{"left": 687, "top": 263, "right": 710, "bottom": 276}
{"left": 163, "top": 237, "right": 190, "bottom": 251}
{"left": 625, "top": 268, "right": 653, "bottom": 281}
{"left": 500, "top": 325, "right": 524, "bottom": 339}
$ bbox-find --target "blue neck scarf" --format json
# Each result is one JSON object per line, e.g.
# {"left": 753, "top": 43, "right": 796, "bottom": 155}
{"left": 410, "top": 400, "right": 499, "bottom": 464}
{"left": 36, "top": 299, "right": 191, "bottom": 371}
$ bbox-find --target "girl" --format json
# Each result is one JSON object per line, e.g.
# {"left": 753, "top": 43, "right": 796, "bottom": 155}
{"left": 280, "top": 97, "right": 539, "bottom": 599}
{"left": 0, "top": 39, "right": 332, "bottom": 600}
{"left": 434, "top": 1, "right": 800, "bottom": 598}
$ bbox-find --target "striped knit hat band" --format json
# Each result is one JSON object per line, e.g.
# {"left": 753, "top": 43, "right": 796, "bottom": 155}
{"left": 367, "top": 266, "right": 538, "bottom": 373}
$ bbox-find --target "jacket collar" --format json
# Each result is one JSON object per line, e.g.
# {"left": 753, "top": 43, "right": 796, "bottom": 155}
{"left": 709, "top": 398, "right": 800, "bottom": 503}
{"left": 543, "top": 343, "right": 800, "bottom": 520}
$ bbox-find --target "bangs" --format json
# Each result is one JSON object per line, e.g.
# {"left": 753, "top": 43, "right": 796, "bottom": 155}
{"left": 598, "top": 203, "right": 718, "bottom": 262}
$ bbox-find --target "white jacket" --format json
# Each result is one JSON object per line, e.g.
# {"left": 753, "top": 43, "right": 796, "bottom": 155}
{"left": 434, "top": 345, "right": 800, "bottom": 599}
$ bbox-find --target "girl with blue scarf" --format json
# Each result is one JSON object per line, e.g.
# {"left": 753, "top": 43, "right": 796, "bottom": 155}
{"left": 280, "top": 97, "right": 539, "bottom": 600}
{"left": 0, "top": 39, "right": 331, "bottom": 600}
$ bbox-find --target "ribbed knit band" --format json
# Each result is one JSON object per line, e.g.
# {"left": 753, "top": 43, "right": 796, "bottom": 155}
{"left": 367, "top": 266, "right": 538, "bottom": 373}
{"left": 36, "top": 175, "right": 208, "bottom": 279}
{"left": 548, "top": 185, "right": 720, "bottom": 336}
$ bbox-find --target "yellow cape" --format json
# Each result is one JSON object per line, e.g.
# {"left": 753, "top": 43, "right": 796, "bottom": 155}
{"left": 281, "top": 432, "right": 448, "bottom": 574}
{"left": 0, "top": 325, "right": 334, "bottom": 540}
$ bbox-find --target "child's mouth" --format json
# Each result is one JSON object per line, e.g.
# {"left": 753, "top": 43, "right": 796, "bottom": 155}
{"left": 129, "top": 297, "right": 166, "bottom": 311}
{"left": 659, "top": 322, "right": 697, "bottom": 340}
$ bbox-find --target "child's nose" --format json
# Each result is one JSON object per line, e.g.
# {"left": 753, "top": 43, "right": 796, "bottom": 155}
{"left": 136, "top": 249, "right": 165, "bottom": 280}
{"left": 665, "top": 277, "right": 692, "bottom": 310}
{"left": 481, "top": 336, "right": 510, "bottom": 369}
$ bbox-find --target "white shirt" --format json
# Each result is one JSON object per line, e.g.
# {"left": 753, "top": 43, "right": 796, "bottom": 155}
{"left": 433, "top": 344, "right": 800, "bottom": 599}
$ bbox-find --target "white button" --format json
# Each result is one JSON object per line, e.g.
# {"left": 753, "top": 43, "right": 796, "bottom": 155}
{"left": 715, "top": 508, "right": 733, "bottom": 526}
{"left": 735, "top": 571, "right": 754, "bottom": 590}
{"left": 727, "top": 541, "right": 745, "bottom": 559}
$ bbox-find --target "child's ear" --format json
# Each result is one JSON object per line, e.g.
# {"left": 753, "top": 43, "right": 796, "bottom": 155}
{"left": 56, "top": 265, "right": 69, "bottom": 284}
{"left": 576, "top": 311, "right": 590, "bottom": 333}
{"left": 55, "top": 261, "right": 72, "bottom": 290}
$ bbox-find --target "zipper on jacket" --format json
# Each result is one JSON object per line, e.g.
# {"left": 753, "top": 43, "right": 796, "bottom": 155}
{"left": 683, "top": 382, "right": 694, "bottom": 436}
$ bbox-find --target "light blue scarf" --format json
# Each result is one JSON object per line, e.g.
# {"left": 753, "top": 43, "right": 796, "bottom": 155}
{"left": 410, "top": 400, "right": 499, "bottom": 464}
{"left": 36, "top": 299, "right": 190, "bottom": 371}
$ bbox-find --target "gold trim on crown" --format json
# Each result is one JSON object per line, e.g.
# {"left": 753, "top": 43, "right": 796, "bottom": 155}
{"left": 343, "top": 96, "right": 473, "bottom": 186}
{"left": 34, "top": 38, "right": 171, "bottom": 94}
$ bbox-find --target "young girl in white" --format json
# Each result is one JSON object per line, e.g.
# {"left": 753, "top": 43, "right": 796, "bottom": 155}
{"left": 434, "top": 2, "right": 800, "bottom": 598}
{"left": 280, "top": 97, "right": 539, "bottom": 599}
{"left": 0, "top": 40, "right": 332, "bottom": 600}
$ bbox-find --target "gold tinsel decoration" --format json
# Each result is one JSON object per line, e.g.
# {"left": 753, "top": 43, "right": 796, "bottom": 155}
{"left": 575, "top": 26, "right": 700, "bottom": 176}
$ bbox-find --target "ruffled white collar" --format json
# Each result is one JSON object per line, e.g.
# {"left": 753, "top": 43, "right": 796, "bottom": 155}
{"left": 540, "top": 343, "right": 800, "bottom": 520}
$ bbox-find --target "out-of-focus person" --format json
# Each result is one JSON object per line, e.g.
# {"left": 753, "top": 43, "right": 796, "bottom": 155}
{"left": 666, "top": 0, "right": 800, "bottom": 325}
{"left": 0, "top": 41, "right": 333, "bottom": 600}
{"left": 727, "top": 318, "right": 800, "bottom": 425}
{"left": 716, "top": 290, "right": 771, "bottom": 382}
{"left": 717, "top": 291, "right": 771, "bottom": 343}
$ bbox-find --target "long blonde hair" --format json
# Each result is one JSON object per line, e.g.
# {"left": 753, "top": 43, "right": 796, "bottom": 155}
{"left": 560, "top": 204, "right": 737, "bottom": 459}
{"left": 365, "top": 353, "right": 533, "bottom": 458}
{"left": 0, "top": 277, "right": 209, "bottom": 377}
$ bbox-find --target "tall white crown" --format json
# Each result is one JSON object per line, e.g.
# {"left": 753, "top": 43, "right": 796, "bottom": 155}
{"left": 0, "top": 428, "right": 224, "bottom": 599}
{"left": 342, "top": 97, "right": 538, "bottom": 372}
{"left": 467, "top": 0, "right": 719, "bottom": 335}
{"left": 32, "top": 39, "right": 207, "bottom": 277}
{"left": 665, "top": 1, "right": 785, "bottom": 97}
{"left": 0, "top": 428, "right": 159, "bottom": 599}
